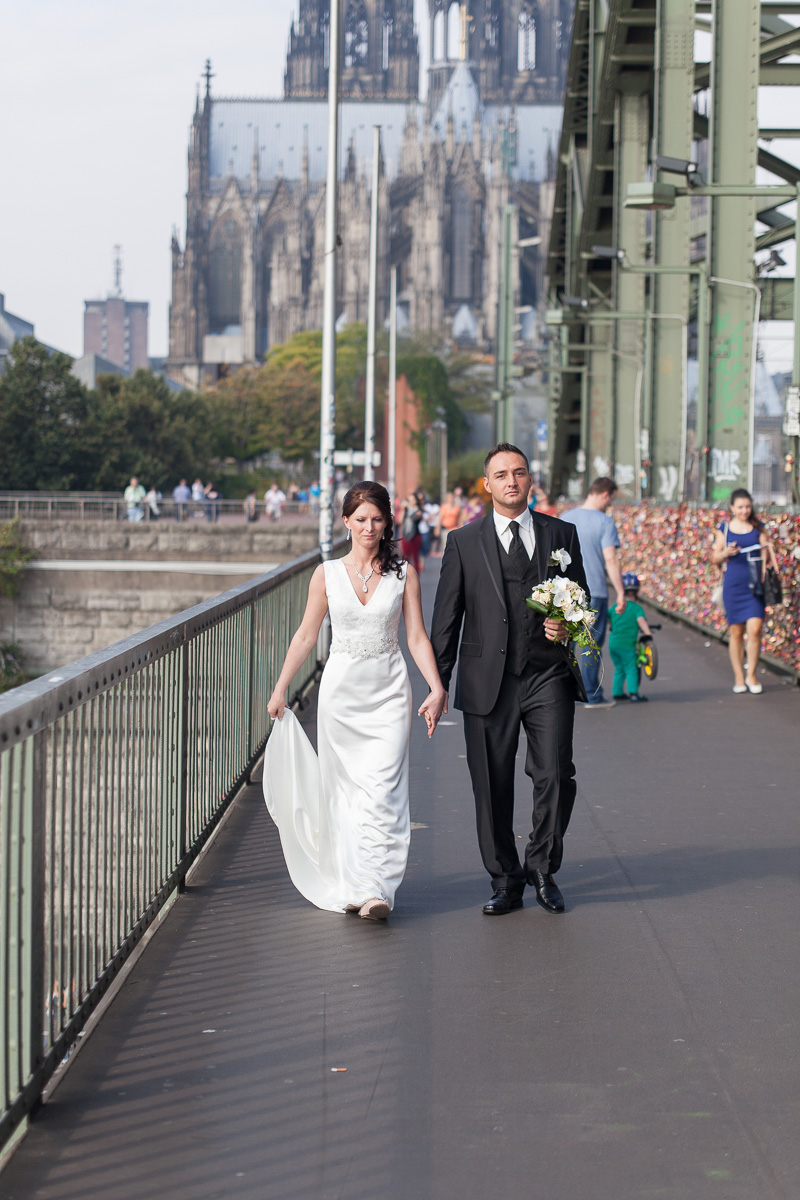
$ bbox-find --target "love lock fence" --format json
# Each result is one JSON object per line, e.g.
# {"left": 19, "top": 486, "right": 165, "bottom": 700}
{"left": 0, "top": 546, "right": 329, "bottom": 1154}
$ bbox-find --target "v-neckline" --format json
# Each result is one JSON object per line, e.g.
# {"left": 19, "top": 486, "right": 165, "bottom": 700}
{"left": 340, "top": 558, "right": 385, "bottom": 608}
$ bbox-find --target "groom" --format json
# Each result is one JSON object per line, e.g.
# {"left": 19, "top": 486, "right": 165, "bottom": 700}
{"left": 431, "top": 444, "right": 589, "bottom": 915}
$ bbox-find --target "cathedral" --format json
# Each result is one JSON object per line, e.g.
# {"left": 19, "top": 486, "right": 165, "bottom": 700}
{"left": 167, "top": 0, "right": 573, "bottom": 385}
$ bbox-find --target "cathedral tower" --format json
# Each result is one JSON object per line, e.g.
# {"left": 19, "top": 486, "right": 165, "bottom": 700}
{"left": 427, "top": 0, "right": 570, "bottom": 109}
{"left": 285, "top": 0, "right": 419, "bottom": 98}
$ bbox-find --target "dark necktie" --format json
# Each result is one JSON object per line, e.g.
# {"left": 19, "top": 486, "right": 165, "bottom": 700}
{"left": 508, "top": 520, "right": 528, "bottom": 571}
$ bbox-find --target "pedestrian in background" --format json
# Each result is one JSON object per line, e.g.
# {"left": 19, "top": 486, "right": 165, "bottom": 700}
{"left": 416, "top": 490, "right": 431, "bottom": 572}
{"left": 400, "top": 493, "right": 423, "bottom": 571}
{"left": 608, "top": 573, "right": 652, "bottom": 703}
{"left": 172, "top": 478, "right": 191, "bottom": 522}
{"left": 561, "top": 476, "right": 626, "bottom": 708}
{"left": 461, "top": 492, "right": 485, "bottom": 525}
{"left": 243, "top": 490, "right": 259, "bottom": 522}
{"left": 191, "top": 478, "right": 205, "bottom": 519}
{"left": 203, "top": 482, "right": 220, "bottom": 523}
{"left": 144, "top": 486, "right": 161, "bottom": 521}
{"left": 436, "top": 491, "right": 462, "bottom": 553}
{"left": 265, "top": 483, "right": 287, "bottom": 522}
{"left": 123, "top": 477, "right": 145, "bottom": 523}
{"left": 711, "top": 487, "right": 779, "bottom": 695}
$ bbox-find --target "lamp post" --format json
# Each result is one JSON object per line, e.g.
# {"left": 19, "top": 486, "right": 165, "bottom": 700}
{"left": 388, "top": 265, "right": 397, "bottom": 504}
{"left": 363, "top": 125, "right": 381, "bottom": 481}
{"left": 494, "top": 208, "right": 541, "bottom": 443}
{"left": 318, "top": 0, "right": 341, "bottom": 558}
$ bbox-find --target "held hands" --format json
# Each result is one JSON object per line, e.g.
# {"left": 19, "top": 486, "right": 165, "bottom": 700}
{"left": 615, "top": 595, "right": 627, "bottom": 615}
{"left": 267, "top": 690, "right": 286, "bottom": 720}
{"left": 418, "top": 688, "right": 448, "bottom": 738}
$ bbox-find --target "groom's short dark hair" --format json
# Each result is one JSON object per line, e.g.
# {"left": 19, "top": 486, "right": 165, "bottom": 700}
{"left": 483, "top": 443, "right": 530, "bottom": 474}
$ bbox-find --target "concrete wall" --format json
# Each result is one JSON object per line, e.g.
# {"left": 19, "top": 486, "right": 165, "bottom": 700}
{"left": 1, "top": 520, "right": 321, "bottom": 676}
{"left": 17, "top": 519, "right": 320, "bottom": 563}
{"left": 0, "top": 566, "right": 276, "bottom": 676}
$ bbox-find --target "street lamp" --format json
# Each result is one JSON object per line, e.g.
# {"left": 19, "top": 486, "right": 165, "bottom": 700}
{"left": 495, "top": 210, "right": 544, "bottom": 442}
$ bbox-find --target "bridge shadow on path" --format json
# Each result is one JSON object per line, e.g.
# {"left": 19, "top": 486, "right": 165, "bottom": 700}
{"left": 3, "top": 560, "right": 799, "bottom": 1200}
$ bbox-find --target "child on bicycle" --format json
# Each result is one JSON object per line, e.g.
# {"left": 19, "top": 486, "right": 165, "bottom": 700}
{"left": 608, "top": 573, "right": 652, "bottom": 703}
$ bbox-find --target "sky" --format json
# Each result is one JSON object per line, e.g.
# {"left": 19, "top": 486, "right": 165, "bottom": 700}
{"left": 0, "top": 0, "right": 431, "bottom": 360}
{"left": 1, "top": 5, "right": 797, "bottom": 371}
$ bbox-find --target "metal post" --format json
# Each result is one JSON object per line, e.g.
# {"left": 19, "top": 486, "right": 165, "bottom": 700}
{"left": 318, "top": 0, "right": 341, "bottom": 556}
{"left": 791, "top": 186, "right": 800, "bottom": 504}
{"left": 502, "top": 205, "right": 515, "bottom": 442}
{"left": 705, "top": 0, "right": 760, "bottom": 501}
{"left": 613, "top": 90, "right": 648, "bottom": 496}
{"left": 388, "top": 265, "right": 397, "bottom": 503}
{"left": 364, "top": 125, "right": 381, "bottom": 481}
{"left": 696, "top": 267, "right": 710, "bottom": 501}
{"left": 495, "top": 210, "right": 508, "bottom": 443}
{"left": 440, "top": 419, "right": 448, "bottom": 503}
{"left": 649, "top": 0, "right": 694, "bottom": 501}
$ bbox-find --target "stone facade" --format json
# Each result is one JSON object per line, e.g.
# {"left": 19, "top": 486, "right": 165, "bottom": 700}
{"left": 167, "top": 1, "right": 572, "bottom": 385}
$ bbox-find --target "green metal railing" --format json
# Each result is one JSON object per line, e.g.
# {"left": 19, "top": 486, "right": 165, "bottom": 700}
{"left": 0, "top": 547, "right": 327, "bottom": 1151}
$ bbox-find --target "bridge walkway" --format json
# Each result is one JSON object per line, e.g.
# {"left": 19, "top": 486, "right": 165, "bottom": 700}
{"left": 3, "top": 563, "right": 799, "bottom": 1200}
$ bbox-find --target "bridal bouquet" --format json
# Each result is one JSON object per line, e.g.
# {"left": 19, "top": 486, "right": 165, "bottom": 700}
{"left": 525, "top": 553, "right": 599, "bottom": 655}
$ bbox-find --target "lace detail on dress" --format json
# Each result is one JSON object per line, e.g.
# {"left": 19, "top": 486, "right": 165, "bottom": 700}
{"left": 330, "top": 631, "right": 399, "bottom": 659}
{"left": 323, "top": 559, "right": 406, "bottom": 661}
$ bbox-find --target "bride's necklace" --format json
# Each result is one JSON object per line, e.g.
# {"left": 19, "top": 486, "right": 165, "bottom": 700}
{"left": 347, "top": 556, "right": 375, "bottom": 593}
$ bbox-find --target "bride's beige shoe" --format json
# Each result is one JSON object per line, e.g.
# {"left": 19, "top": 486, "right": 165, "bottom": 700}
{"left": 359, "top": 898, "right": 390, "bottom": 921}
{"left": 345, "top": 904, "right": 362, "bottom": 913}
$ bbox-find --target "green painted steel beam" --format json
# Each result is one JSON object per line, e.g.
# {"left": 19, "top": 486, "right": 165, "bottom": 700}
{"left": 695, "top": 110, "right": 800, "bottom": 184}
{"left": 759, "top": 277, "right": 796, "bottom": 320}
{"left": 756, "top": 221, "right": 796, "bottom": 250}
{"left": 705, "top": 0, "right": 761, "bottom": 500}
{"left": 648, "top": 0, "right": 695, "bottom": 502}
{"left": 760, "top": 64, "right": 800, "bottom": 84}
{"left": 612, "top": 90, "right": 649, "bottom": 499}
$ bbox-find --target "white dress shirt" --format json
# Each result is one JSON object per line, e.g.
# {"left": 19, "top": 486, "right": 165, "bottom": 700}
{"left": 493, "top": 507, "right": 536, "bottom": 560}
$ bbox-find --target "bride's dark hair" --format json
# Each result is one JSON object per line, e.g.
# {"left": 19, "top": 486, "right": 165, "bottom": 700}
{"left": 341, "top": 482, "right": 404, "bottom": 578}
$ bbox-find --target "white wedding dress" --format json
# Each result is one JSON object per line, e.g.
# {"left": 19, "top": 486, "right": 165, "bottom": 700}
{"left": 262, "top": 558, "right": 412, "bottom": 912}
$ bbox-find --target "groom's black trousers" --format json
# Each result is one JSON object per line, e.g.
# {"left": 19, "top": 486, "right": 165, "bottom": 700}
{"left": 462, "top": 666, "right": 577, "bottom": 892}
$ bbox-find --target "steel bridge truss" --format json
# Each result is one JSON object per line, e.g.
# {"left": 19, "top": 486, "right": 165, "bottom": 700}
{"left": 546, "top": 0, "right": 800, "bottom": 503}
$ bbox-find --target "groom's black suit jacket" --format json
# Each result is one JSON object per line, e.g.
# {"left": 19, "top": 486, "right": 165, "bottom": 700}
{"left": 431, "top": 509, "right": 590, "bottom": 715}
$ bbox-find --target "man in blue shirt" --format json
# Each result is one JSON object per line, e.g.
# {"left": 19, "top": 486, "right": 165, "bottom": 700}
{"left": 561, "top": 477, "right": 626, "bottom": 708}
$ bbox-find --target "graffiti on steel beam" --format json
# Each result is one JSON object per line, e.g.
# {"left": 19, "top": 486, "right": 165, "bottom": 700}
{"left": 711, "top": 313, "right": 747, "bottom": 430}
{"left": 657, "top": 465, "right": 679, "bottom": 501}
{"left": 710, "top": 447, "right": 742, "bottom": 483}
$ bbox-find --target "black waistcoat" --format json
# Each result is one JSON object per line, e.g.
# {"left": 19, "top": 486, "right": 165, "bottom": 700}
{"left": 498, "top": 535, "right": 570, "bottom": 679}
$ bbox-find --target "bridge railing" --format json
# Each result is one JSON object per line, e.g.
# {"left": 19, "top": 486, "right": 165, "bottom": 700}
{"left": 0, "top": 546, "right": 328, "bottom": 1152}
{"left": 0, "top": 494, "right": 317, "bottom": 523}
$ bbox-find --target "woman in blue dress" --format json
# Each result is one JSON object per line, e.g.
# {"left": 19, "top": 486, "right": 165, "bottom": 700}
{"left": 712, "top": 488, "right": 778, "bottom": 694}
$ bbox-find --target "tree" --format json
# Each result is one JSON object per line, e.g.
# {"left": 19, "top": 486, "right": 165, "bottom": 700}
{"left": 85, "top": 371, "right": 214, "bottom": 491}
{"left": 0, "top": 519, "right": 34, "bottom": 597}
{"left": 0, "top": 338, "right": 90, "bottom": 489}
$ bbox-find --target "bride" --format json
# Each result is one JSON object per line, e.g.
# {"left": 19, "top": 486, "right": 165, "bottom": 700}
{"left": 264, "top": 481, "right": 447, "bottom": 920}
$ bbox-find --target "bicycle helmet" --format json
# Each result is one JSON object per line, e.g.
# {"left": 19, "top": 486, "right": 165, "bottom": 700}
{"left": 622, "top": 572, "right": 640, "bottom": 590}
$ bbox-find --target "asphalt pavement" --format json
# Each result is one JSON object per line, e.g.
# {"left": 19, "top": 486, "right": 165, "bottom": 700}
{"left": 3, "top": 561, "right": 799, "bottom": 1200}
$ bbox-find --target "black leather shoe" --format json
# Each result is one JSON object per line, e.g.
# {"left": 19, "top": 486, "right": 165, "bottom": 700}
{"left": 529, "top": 870, "right": 565, "bottom": 914}
{"left": 482, "top": 888, "right": 523, "bottom": 915}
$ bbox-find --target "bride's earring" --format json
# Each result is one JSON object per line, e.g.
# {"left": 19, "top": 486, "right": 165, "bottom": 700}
{"left": 346, "top": 527, "right": 351, "bottom": 541}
